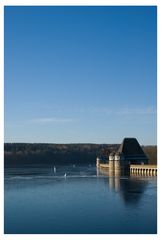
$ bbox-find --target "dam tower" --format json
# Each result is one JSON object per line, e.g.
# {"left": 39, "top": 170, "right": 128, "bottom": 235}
{"left": 114, "top": 152, "right": 125, "bottom": 176}
{"left": 109, "top": 152, "right": 115, "bottom": 173}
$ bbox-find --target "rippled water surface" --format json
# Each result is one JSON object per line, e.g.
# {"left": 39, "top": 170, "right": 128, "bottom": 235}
{"left": 4, "top": 164, "right": 157, "bottom": 234}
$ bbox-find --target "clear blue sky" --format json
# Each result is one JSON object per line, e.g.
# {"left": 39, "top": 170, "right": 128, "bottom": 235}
{"left": 4, "top": 6, "right": 157, "bottom": 145}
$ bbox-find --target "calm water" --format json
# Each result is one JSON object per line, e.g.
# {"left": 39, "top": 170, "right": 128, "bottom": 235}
{"left": 4, "top": 164, "right": 157, "bottom": 234}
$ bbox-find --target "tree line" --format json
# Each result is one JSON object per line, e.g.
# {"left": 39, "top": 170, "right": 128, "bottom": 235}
{"left": 142, "top": 146, "right": 157, "bottom": 164}
{"left": 4, "top": 143, "right": 157, "bottom": 165}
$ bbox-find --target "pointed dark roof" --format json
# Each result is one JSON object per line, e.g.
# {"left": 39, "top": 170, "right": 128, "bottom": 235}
{"left": 118, "top": 138, "right": 148, "bottom": 163}
{"left": 118, "top": 138, "right": 145, "bottom": 155}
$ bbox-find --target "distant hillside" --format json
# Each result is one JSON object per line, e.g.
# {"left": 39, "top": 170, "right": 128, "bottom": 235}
{"left": 4, "top": 143, "right": 118, "bottom": 165}
{"left": 142, "top": 145, "right": 157, "bottom": 164}
{"left": 4, "top": 143, "right": 157, "bottom": 165}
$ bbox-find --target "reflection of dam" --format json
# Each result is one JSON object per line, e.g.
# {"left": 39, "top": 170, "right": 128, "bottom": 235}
{"left": 96, "top": 138, "right": 157, "bottom": 176}
{"left": 97, "top": 168, "right": 149, "bottom": 205}
{"left": 97, "top": 168, "right": 122, "bottom": 192}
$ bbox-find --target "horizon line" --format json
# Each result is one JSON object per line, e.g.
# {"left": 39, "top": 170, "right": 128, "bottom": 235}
{"left": 4, "top": 142, "right": 157, "bottom": 146}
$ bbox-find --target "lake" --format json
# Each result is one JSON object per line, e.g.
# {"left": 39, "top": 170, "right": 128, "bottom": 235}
{"left": 4, "top": 164, "right": 157, "bottom": 234}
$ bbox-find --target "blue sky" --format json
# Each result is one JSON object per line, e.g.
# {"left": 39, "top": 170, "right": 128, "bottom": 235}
{"left": 4, "top": 6, "right": 157, "bottom": 144}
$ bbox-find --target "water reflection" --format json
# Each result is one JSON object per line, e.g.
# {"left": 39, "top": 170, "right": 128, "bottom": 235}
{"left": 119, "top": 177, "right": 148, "bottom": 205}
{"left": 4, "top": 165, "right": 157, "bottom": 234}
{"left": 97, "top": 168, "right": 150, "bottom": 205}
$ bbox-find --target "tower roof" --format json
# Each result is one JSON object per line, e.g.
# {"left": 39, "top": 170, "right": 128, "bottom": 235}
{"left": 118, "top": 138, "right": 147, "bottom": 158}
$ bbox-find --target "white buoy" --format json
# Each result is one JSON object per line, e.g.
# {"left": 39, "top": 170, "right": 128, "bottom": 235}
{"left": 64, "top": 173, "right": 67, "bottom": 178}
{"left": 53, "top": 166, "right": 56, "bottom": 173}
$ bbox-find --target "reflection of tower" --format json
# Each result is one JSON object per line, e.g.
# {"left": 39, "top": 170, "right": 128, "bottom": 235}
{"left": 114, "top": 177, "right": 120, "bottom": 192}
{"left": 109, "top": 170, "right": 115, "bottom": 190}
{"left": 108, "top": 172, "right": 120, "bottom": 192}
{"left": 96, "top": 166, "right": 101, "bottom": 176}
{"left": 109, "top": 153, "right": 114, "bottom": 174}
{"left": 115, "top": 170, "right": 120, "bottom": 178}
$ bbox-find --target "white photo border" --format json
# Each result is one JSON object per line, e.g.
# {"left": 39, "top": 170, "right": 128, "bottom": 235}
{"left": 0, "top": 1, "right": 160, "bottom": 240}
